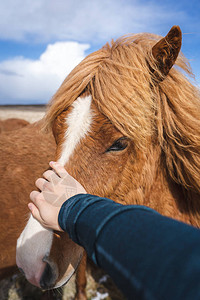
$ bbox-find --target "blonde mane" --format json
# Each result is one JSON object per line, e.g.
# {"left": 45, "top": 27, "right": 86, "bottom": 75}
{"left": 44, "top": 32, "right": 200, "bottom": 194}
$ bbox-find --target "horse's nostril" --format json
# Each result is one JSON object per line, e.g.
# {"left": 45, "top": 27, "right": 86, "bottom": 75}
{"left": 40, "top": 260, "right": 57, "bottom": 290}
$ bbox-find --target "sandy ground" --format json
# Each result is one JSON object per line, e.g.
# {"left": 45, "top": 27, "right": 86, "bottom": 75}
{"left": 0, "top": 105, "right": 125, "bottom": 300}
{"left": 0, "top": 105, "right": 46, "bottom": 123}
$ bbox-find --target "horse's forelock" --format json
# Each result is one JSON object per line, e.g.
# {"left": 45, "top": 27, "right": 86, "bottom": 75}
{"left": 44, "top": 33, "right": 158, "bottom": 145}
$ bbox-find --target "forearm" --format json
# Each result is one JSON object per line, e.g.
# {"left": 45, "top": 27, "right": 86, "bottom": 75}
{"left": 58, "top": 194, "right": 200, "bottom": 299}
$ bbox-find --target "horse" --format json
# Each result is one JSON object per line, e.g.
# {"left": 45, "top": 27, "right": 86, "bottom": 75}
{"left": 16, "top": 25, "right": 200, "bottom": 299}
{"left": 0, "top": 121, "right": 55, "bottom": 278}
{"left": 0, "top": 118, "right": 29, "bottom": 133}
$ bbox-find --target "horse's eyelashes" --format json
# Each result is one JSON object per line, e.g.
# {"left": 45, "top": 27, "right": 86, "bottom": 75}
{"left": 106, "top": 137, "right": 128, "bottom": 153}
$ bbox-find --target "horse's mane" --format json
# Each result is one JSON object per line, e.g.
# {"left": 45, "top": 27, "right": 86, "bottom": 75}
{"left": 44, "top": 32, "right": 200, "bottom": 194}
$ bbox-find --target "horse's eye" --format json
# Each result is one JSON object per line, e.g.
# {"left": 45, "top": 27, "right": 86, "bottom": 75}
{"left": 106, "top": 137, "right": 128, "bottom": 152}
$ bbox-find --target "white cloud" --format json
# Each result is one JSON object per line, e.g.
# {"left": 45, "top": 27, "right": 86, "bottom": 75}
{"left": 0, "top": 0, "right": 199, "bottom": 104}
{"left": 0, "top": 41, "right": 90, "bottom": 104}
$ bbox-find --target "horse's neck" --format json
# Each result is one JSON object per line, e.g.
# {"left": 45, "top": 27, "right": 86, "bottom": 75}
{"left": 145, "top": 162, "right": 200, "bottom": 227}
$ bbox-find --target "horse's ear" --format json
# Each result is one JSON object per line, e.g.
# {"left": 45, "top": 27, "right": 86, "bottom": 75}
{"left": 151, "top": 26, "right": 182, "bottom": 82}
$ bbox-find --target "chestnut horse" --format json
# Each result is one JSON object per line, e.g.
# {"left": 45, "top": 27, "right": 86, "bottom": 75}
{"left": 16, "top": 26, "right": 200, "bottom": 299}
{"left": 0, "top": 118, "right": 29, "bottom": 133}
{"left": 0, "top": 121, "right": 56, "bottom": 280}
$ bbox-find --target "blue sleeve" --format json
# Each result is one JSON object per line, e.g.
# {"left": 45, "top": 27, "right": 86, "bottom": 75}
{"left": 58, "top": 194, "right": 200, "bottom": 300}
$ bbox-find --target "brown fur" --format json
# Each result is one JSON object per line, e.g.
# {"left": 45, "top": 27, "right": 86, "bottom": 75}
{"left": 0, "top": 118, "right": 29, "bottom": 133}
{"left": 16, "top": 26, "right": 200, "bottom": 299}
{"left": 0, "top": 121, "right": 56, "bottom": 279}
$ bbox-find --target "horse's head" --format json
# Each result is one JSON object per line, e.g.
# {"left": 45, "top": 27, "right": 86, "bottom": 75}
{"left": 16, "top": 26, "right": 200, "bottom": 289}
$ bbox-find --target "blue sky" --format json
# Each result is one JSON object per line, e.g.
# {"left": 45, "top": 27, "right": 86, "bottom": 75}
{"left": 0, "top": 0, "right": 199, "bottom": 105}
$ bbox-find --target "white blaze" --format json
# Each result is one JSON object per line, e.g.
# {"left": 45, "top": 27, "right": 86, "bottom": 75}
{"left": 16, "top": 95, "right": 93, "bottom": 286}
{"left": 58, "top": 95, "right": 93, "bottom": 165}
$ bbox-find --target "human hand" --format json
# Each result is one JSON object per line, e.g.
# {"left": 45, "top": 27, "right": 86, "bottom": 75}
{"left": 28, "top": 161, "right": 86, "bottom": 231}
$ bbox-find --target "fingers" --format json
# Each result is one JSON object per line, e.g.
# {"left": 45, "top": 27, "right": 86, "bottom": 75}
{"left": 50, "top": 161, "right": 87, "bottom": 195}
{"left": 30, "top": 190, "right": 40, "bottom": 202}
{"left": 49, "top": 161, "right": 69, "bottom": 178}
{"left": 30, "top": 190, "right": 45, "bottom": 210}
{"left": 35, "top": 177, "right": 53, "bottom": 192}
{"left": 43, "top": 169, "right": 60, "bottom": 184}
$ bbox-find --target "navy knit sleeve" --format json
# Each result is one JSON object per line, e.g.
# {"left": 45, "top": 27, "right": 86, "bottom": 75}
{"left": 58, "top": 194, "right": 200, "bottom": 300}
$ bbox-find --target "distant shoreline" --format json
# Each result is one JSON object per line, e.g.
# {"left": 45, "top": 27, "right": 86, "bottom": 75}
{"left": 0, "top": 104, "right": 46, "bottom": 112}
{"left": 0, "top": 104, "right": 46, "bottom": 107}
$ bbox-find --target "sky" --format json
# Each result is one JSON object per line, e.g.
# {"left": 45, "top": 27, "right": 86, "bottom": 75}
{"left": 0, "top": 0, "right": 199, "bottom": 105}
